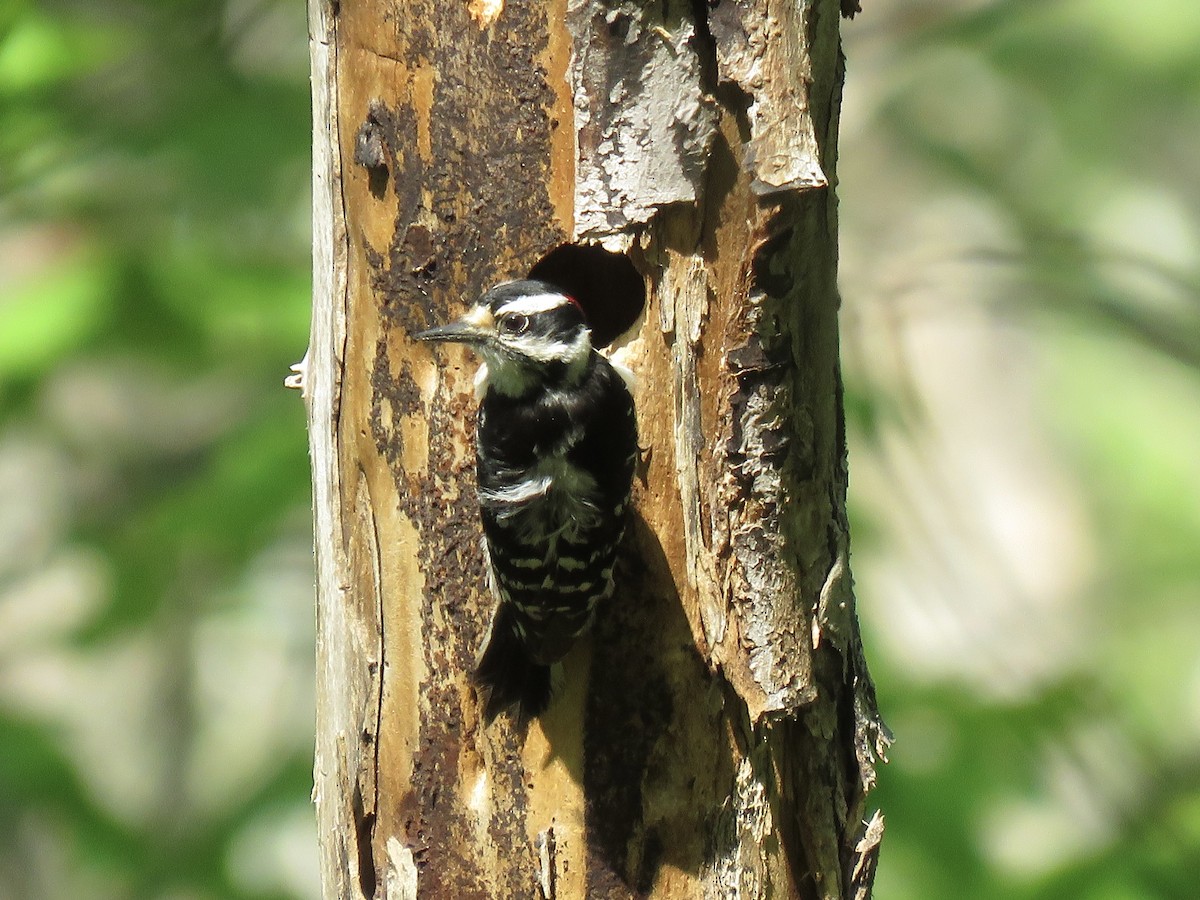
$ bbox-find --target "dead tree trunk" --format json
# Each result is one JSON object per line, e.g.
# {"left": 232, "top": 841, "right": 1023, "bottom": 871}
{"left": 301, "top": 1, "right": 888, "bottom": 897}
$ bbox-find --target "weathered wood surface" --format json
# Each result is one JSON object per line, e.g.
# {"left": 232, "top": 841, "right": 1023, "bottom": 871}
{"left": 302, "top": 1, "right": 887, "bottom": 897}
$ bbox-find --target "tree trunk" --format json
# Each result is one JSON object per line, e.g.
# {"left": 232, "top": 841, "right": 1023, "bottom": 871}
{"left": 301, "top": 1, "right": 888, "bottom": 898}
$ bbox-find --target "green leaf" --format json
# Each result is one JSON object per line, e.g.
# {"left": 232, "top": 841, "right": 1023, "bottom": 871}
{"left": 0, "top": 253, "right": 112, "bottom": 377}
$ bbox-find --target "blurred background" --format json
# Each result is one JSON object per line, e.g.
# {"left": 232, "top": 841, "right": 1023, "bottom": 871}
{"left": 0, "top": 0, "right": 1196, "bottom": 898}
{"left": 841, "top": 2, "right": 1200, "bottom": 898}
{"left": 0, "top": 1, "right": 317, "bottom": 897}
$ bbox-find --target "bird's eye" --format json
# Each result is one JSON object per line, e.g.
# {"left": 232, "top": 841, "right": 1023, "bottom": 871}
{"left": 499, "top": 313, "right": 529, "bottom": 335}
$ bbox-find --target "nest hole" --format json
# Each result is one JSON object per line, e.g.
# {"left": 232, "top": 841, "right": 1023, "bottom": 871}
{"left": 527, "top": 243, "right": 645, "bottom": 349}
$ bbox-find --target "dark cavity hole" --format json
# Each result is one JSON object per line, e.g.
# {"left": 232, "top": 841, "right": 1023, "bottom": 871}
{"left": 351, "top": 785, "right": 378, "bottom": 898}
{"left": 527, "top": 243, "right": 644, "bottom": 349}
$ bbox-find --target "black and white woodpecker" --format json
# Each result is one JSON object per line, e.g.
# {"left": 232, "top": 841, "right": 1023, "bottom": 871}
{"left": 414, "top": 279, "right": 638, "bottom": 723}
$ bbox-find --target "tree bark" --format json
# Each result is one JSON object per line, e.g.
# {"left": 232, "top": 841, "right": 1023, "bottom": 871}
{"left": 301, "top": 1, "right": 888, "bottom": 898}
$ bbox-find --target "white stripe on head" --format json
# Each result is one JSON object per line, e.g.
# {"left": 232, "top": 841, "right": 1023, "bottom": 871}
{"left": 495, "top": 293, "right": 572, "bottom": 317}
{"left": 505, "top": 329, "right": 591, "bottom": 365}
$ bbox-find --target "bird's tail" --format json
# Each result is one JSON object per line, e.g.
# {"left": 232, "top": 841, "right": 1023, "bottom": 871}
{"left": 473, "top": 603, "right": 552, "bottom": 726}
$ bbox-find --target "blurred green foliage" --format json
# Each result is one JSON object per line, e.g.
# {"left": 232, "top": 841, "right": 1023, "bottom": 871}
{"left": 0, "top": 1, "right": 315, "bottom": 897}
{"left": 841, "top": 2, "right": 1200, "bottom": 899}
{"left": 3, "top": 0, "right": 1199, "bottom": 899}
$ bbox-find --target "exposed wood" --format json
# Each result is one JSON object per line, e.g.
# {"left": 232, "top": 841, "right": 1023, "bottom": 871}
{"left": 304, "top": 1, "right": 888, "bottom": 897}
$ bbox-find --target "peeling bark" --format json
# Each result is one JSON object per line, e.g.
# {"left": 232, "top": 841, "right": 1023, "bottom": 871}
{"left": 304, "top": 1, "right": 887, "bottom": 898}
{"left": 569, "top": 1, "right": 718, "bottom": 237}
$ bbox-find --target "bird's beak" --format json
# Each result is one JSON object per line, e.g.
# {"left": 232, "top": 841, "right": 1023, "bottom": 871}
{"left": 411, "top": 320, "right": 490, "bottom": 345}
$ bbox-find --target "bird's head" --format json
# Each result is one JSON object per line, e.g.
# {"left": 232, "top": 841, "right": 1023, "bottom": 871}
{"left": 414, "top": 280, "right": 593, "bottom": 396}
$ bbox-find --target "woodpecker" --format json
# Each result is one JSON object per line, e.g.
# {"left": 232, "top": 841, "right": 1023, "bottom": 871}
{"left": 414, "top": 279, "right": 638, "bottom": 723}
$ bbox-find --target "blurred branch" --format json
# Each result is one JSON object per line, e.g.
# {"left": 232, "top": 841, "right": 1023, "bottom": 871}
{"left": 980, "top": 235, "right": 1200, "bottom": 370}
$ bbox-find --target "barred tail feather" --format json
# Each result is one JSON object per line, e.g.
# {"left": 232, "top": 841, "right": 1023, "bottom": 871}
{"left": 473, "top": 603, "right": 552, "bottom": 725}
